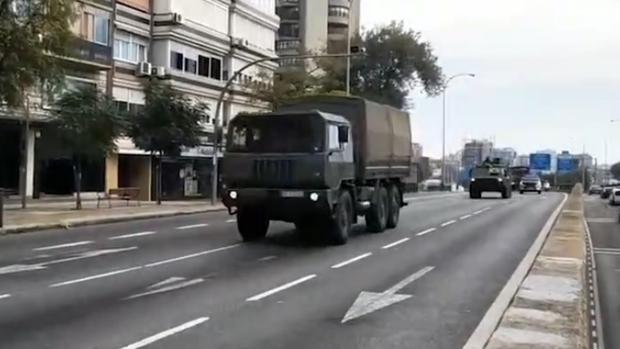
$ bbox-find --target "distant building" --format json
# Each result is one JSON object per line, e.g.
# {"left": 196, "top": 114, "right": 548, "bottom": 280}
{"left": 490, "top": 147, "right": 517, "bottom": 166}
{"left": 535, "top": 149, "right": 557, "bottom": 172}
{"left": 514, "top": 154, "right": 530, "bottom": 167}
{"left": 462, "top": 140, "right": 493, "bottom": 171}
{"left": 412, "top": 143, "right": 423, "bottom": 160}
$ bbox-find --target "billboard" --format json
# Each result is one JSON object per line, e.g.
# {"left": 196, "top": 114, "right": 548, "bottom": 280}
{"left": 557, "top": 157, "right": 578, "bottom": 172}
{"left": 529, "top": 153, "right": 551, "bottom": 171}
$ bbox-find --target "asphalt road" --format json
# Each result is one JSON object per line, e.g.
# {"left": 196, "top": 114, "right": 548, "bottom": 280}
{"left": 0, "top": 191, "right": 563, "bottom": 349}
{"left": 584, "top": 194, "right": 620, "bottom": 349}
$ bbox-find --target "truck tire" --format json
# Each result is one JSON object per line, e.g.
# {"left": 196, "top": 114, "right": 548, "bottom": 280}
{"left": 501, "top": 189, "right": 509, "bottom": 199}
{"left": 237, "top": 207, "right": 269, "bottom": 242}
{"left": 469, "top": 189, "right": 481, "bottom": 199}
{"left": 366, "top": 186, "right": 388, "bottom": 233}
{"left": 328, "top": 191, "right": 353, "bottom": 245}
{"left": 386, "top": 184, "right": 401, "bottom": 229}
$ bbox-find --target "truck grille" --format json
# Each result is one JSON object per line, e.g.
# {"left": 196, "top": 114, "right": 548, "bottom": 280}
{"left": 253, "top": 159, "right": 294, "bottom": 185}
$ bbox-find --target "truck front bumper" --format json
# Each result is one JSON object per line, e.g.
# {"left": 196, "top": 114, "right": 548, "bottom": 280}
{"left": 222, "top": 188, "right": 337, "bottom": 222}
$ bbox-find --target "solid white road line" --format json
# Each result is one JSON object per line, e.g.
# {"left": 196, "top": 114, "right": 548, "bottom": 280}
{"left": 226, "top": 219, "right": 237, "bottom": 223}
{"left": 50, "top": 266, "right": 143, "bottom": 288}
{"left": 331, "top": 253, "right": 373, "bottom": 269}
{"left": 416, "top": 227, "right": 437, "bottom": 236}
{"left": 0, "top": 294, "right": 10, "bottom": 300}
{"left": 176, "top": 223, "right": 208, "bottom": 230}
{"left": 382, "top": 238, "right": 410, "bottom": 250}
{"left": 33, "top": 241, "right": 93, "bottom": 251}
{"left": 109, "top": 231, "right": 156, "bottom": 240}
{"left": 460, "top": 214, "right": 473, "bottom": 220}
{"left": 119, "top": 317, "right": 209, "bottom": 349}
{"left": 144, "top": 244, "right": 240, "bottom": 268}
{"left": 440, "top": 220, "right": 457, "bottom": 227}
{"left": 463, "top": 193, "right": 568, "bottom": 349}
{"left": 246, "top": 274, "right": 317, "bottom": 302}
{"left": 594, "top": 248, "right": 620, "bottom": 255}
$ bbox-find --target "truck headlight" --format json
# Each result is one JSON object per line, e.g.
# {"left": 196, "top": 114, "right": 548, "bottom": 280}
{"left": 470, "top": 178, "right": 476, "bottom": 182}
{"left": 309, "top": 192, "right": 319, "bottom": 202}
{"left": 497, "top": 178, "right": 503, "bottom": 182}
{"left": 229, "top": 191, "right": 238, "bottom": 199}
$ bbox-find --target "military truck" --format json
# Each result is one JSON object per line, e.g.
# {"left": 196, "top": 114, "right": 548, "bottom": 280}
{"left": 469, "top": 161, "right": 512, "bottom": 199}
{"left": 222, "top": 96, "right": 412, "bottom": 245}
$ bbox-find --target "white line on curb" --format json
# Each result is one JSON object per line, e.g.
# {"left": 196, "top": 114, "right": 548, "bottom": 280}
{"left": 33, "top": 241, "right": 93, "bottom": 251}
{"left": 109, "top": 231, "right": 156, "bottom": 240}
{"left": 118, "top": 317, "right": 209, "bottom": 349}
{"left": 416, "top": 228, "right": 436, "bottom": 236}
{"left": 382, "top": 238, "right": 410, "bottom": 249}
{"left": 331, "top": 253, "right": 373, "bottom": 269}
{"left": 463, "top": 193, "right": 568, "bottom": 349}
{"left": 246, "top": 274, "right": 317, "bottom": 302}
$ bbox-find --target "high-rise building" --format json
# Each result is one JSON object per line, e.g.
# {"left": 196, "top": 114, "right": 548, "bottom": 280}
{"left": 514, "top": 154, "right": 530, "bottom": 167}
{"left": 490, "top": 147, "right": 517, "bottom": 166}
{"left": 276, "top": 0, "right": 361, "bottom": 65}
{"left": 461, "top": 140, "right": 494, "bottom": 172}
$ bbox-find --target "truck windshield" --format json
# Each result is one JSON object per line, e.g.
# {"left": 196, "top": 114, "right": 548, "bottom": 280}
{"left": 228, "top": 115, "right": 324, "bottom": 153}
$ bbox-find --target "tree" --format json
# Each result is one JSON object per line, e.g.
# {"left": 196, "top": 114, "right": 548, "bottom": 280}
{"left": 246, "top": 68, "right": 319, "bottom": 110}
{"left": 53, "top": 86, "right": 125, "bottom": 210}
{"left": 610, "top": 162, "right": 620, "bottom": 179}
{"left": 0, "top": 0, "right": 74, "bottom": 207}
{"left": 128, "top": 80, "right": 209, "bottom": 204}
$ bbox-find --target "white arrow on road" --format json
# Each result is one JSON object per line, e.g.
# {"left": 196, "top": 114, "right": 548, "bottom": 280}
{"left": 341, "top": 266, "right": 435, "bottom": 324}
{"left": 125, "top": 276, "right": 204, "bottom": 300}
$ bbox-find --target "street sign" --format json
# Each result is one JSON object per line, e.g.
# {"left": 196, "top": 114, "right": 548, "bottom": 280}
{"left": 529, "top": 153, "right": 551, "bottom": 171}
{"left": 557, "top": 157, "right": 578, "bottom": 172}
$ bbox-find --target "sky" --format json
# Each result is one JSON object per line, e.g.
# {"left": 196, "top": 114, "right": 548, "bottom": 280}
{"left": 361, "top": 0, "right": 620, "bottom": 164}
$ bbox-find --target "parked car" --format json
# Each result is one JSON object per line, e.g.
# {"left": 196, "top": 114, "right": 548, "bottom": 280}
{"left": 609, "top": 188, "right": 620, "bottom": 205}
{"left": 601, "top": 186, "right": 613, "bottom": 199}
{"left": 589, "top": 185, "right": 602, "bottom": 195}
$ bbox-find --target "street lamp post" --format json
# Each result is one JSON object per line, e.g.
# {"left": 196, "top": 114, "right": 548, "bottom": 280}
{"left": 346, "top": 0, "right": 354, "bottom": 95}
{"left": 209, "top": 52, "right": 364, "bottom": 205}
{"left": 441, "top": 73, "right": 475, "bottom": 190}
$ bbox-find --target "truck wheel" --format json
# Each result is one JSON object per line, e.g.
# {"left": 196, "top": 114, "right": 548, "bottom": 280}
{"left": 386, "top": 185, "right": 401, "bottom": 229}
{"left": 328, "top": 191, "right": 353, "bottom": 245}
{"left": 237, "top": 207, "right": 269, "bottom": 242}
{"left": 366, "top": 186, "right": 388, "bottom": 233}
{"left": 501, "top": 189, "right": 509, "bottom": 199}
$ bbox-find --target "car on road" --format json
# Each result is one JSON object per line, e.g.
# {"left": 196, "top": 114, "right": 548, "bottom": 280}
{"left": 543, "top": 180, "right": 551, "bottom": 192}
{"left": 469, "top": 163, "right": 512, "bottom": 199}
{"left": 519, "top": 175, "right": 542, "bottom": 194}
{"left": 589, "top": 185, "right": 602, "bottom": 195}
{"left": 601, "top": 186, "right": 613, "bottom": 199}
{"left": 609, "top": 188, "right": 620, "bottom": 205}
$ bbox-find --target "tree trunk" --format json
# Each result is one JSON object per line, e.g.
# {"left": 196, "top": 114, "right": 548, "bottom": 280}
{"left": 73, "top": 157, "right": 82, "bottom": 210}
{"left": 19, "top": 95, "right": 31, "bottom": 209}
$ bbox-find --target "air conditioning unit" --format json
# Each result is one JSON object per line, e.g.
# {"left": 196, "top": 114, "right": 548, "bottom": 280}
{"left": 135, "top": 61, "right": 152, "bottom": 77}
{"left": 232, "top": 37, "right": 249, "bottom": 48}
{"left": 151, "top": 66, "right": 168, "bottom": 79}
{"left": 172, "top": 12, "right": 183, "bottom": 25}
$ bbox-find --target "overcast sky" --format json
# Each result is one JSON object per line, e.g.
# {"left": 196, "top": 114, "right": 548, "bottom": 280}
{"left": 361, "top": 0, "right": 620, "bottom": 164}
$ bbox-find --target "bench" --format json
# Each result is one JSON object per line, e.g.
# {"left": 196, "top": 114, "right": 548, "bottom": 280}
{"left": 97, "top": 188, "right": 141, "bottom": 208}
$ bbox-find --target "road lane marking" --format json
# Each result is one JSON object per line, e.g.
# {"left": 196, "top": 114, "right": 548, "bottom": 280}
{"left": 587, "top": 218, "right": 617, "bottom": 224}
{"left": 416, "top": 228, "right": 437, "bottom": 236}
{"left": 226, "top": 219, "right": 237, "bottom": 223}
{"left": 126, "top": 277, "right": 204, "bottom": 300}
{"left": 144, "top": 244, "right": 240, "bottom": 268}
{"left": 258, "top": 255, "right": 277, "bottom": 262}
{"left": 176, "top": 223, "right": 208, "bottom": 230}
{"left": 331, "top": 253, "right": 373, "bottom": 269}
{"left": 246, "top": 274, "right": 317, "bottom": 301}
{"left": 0, "top": 294, "right": 10, "bottom": 300}
{"left": 440, "top": 220, "right": 457, "bottom": 227}
{"left": 382, "top": 238, "right": 410, "bottom": 250}
{"left": 460, "top": 214, "right": 472, "bottom": 220}
{"left": 33, "top": 241, "right": 93, "bottom": 251}
{"left": 481, "top": 207, "right": 492, "bottom": 212}
{"left": 472, "top": 209, "right": 484, "bottom": 215}
{"left": 50, "top": 266, "right": 143, "bottom": 287}
{"left": 119, "top": 317, "right": 209, "bottom": 349}
{"left": 109, "top": 231, "right": 156, "bottom": 240}
{"left": 594, "top": 248, "right": 620, "bottom": 255}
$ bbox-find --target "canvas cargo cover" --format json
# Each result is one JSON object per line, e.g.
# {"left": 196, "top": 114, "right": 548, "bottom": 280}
{"left": 279, "top": 95, "right": 412, "bottom": 180}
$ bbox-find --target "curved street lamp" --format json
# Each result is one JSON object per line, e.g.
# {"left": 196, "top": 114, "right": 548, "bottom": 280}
{"left": 441, "top": 73, "right": 475, "bottom": 190}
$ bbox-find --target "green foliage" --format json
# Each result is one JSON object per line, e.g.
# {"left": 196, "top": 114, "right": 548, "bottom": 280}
{"left": 246, "top": 68, "right": 322, "bottom": 110}
{"left": 0, "top": 0, "right": 75, "bottom": 108}
{"left": 53, "top": 86, "right": 124, "bottom": 159}
{"left": 128, "top": 79, "right": 209, "bottom": 157}
{"left": 610, "top": 162, "right": 620, "bottom": 179}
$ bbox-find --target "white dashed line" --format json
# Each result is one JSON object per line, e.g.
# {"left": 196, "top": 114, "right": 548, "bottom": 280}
{"left": 258, "top": 255, "right": 277, "bottom": 262}
{"left": 33, "top": 241, "right": 93, "bottom": 251}
{"left": 246, "top": 274, "right": 317, "bottom": 302}
{"left": 145, "top": 244, "right": 240, "bottom": 268}
{"left": 50, "top": 266, "right": 143, "bottom": 288}
{"left": 481, "top": 207, "right": 492, "bottom": 212}
{"left": 176, "top": 223, "right": 208, "bottom": 230}
{"left": 331, "top": 253, "right": 373, "bottom": 269}
{"left": 416, "top": 227, "right": 437, "bottom": 236}
{"left": 119, "top": 317, "right": 210, "bottom": 349}
{"left": 440, "top": 220, "right": 457, "bottom": 227}
{"left": 382, "top": 238, "right": 410, "bottom": 249}
{"left": 109, "top": 231, "right": 156, "bottom": 240}
{"left": 226, "top": 219, "right": 237, "bottom": 223}
{"left": 460, "top": 214, "right": 472, "bottom": 220}
{"left": 473, "top": 209, "right": 484, "bottom": 215}
{"left": 0, "top": 294, "right": 10, "bottom": 300}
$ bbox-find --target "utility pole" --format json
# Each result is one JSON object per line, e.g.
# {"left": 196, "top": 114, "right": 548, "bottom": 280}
{"left": 345, "top": 0, "right": 353, "bottom": 95}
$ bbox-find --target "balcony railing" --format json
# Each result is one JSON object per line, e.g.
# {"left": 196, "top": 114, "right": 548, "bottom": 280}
{"left": 64, "top": 37, "right": 113, "bottom": 68}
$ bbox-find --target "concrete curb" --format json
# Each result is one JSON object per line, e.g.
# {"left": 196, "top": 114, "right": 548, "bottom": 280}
{"left": 483, "top": 187, "right": 589, "bottom": 349}
{"left": 0, "top": 206, "right": 227, "bottom": 235}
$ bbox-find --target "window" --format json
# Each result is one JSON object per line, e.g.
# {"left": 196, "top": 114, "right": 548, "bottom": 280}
{"left": 279, "top": 23, "right": 300, "bottom": 38}
{"left": 82, "top": 13, "right": 94, "bottom": 40}
{"left": 210, "top": 58, "right": 221, "bottom": 80}
{"left": 171, "top": 51, "right": 184, "bottom": 70}
{"left": 80, "top": 12, "right": 109, "bottom": 45}
{"left": 114, "top": 34, "right": 147, "bottom": 63}
{"left": 94, "top": 16, "right": 109, "bottom": 44}
{"left": 328, "top": 124, "right": 341, "bottom": 150}
{"left": 328, "top": 6, "right": 350, "bottom": 17}
{"left": 198, "top": 56, "right": 210, "bottom": 77}
{"left": 185, "top": 58, "right": 197, "bottom": 74}
{"left": 328, "top": 25, "right": 347, "bottom": 35}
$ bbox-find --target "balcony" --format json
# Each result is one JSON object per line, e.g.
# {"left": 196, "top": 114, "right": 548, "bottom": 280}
{"left": 59, "top": 37, "right": 113, "bottom": 70}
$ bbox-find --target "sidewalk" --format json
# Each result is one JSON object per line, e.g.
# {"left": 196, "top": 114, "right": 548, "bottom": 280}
{"left": 1, "top": 198, "right": 225, "bottom": 235}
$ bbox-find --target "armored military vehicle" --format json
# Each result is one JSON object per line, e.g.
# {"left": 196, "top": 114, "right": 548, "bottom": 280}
{"left": 469, "top": 160, "right": 512, "bottom": 199}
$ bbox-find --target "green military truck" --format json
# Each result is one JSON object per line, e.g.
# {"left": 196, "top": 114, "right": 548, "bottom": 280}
{"left": 221, "top": 96, "right": 412, "bottom": 245}
{"left": 469, "top": 162, "right": 513, "bottom": 199}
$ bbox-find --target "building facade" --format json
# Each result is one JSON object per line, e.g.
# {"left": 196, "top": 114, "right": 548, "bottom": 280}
{"left": 490, "top": 147, "right": 517, "bottom": 167}
{"left": 275, "top": 0, "right": 361, "bottom": 65}
{"left": 514, "top": 154, "right": 530, "bottom": 167}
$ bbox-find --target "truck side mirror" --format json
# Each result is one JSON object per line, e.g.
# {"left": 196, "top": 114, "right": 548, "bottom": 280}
{"left": 338, "top": 126, "right": 349, "bottom": 144}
